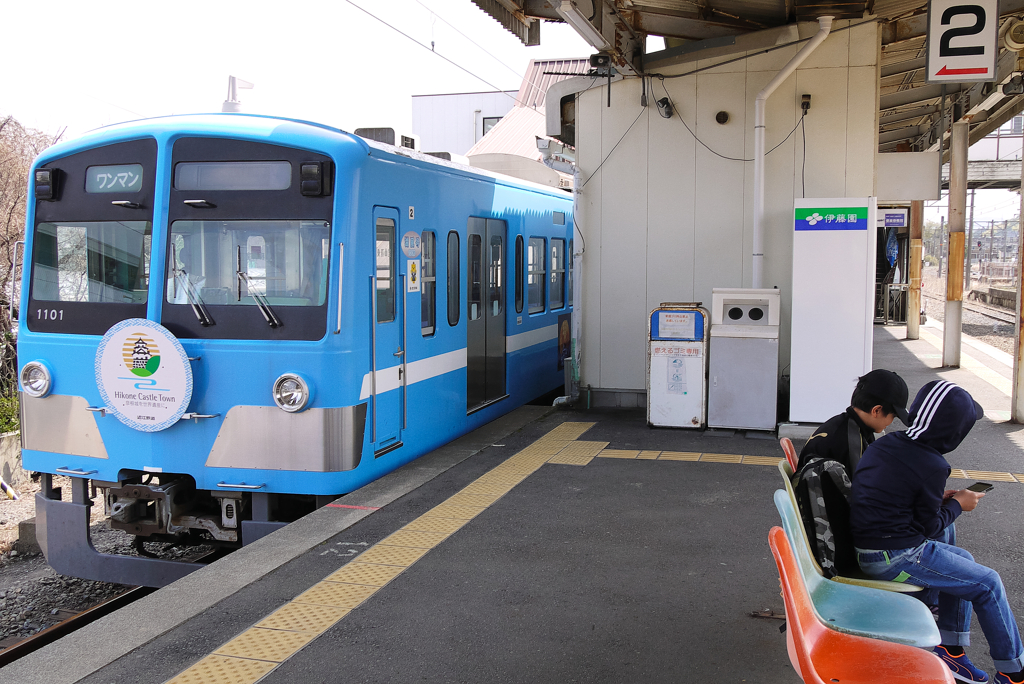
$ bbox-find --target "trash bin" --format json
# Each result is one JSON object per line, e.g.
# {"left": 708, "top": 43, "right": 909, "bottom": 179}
{"left": 647, "top": 304, "right": 709, "bottom": 428}
{"left": 707, "top": 288, "right": 780, "bottom": 431}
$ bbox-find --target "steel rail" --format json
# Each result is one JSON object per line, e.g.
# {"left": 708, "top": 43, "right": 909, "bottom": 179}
{"left": 0, "top": 585, "right": 155, "bottom": 666}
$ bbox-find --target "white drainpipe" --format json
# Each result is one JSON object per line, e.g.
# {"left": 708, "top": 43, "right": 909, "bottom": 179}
{"left": 752, "top": 16, "right": 832, "bottom": 289}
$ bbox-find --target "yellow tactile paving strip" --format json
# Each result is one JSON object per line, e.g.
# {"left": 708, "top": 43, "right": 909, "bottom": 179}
{"left": 168, "top": 655, "right": 276, "bottom": 684}
{"left": 255, "top": 603, "right": 349, "bottom": 633}
{"left": 166, "top": 420, "right": 1024, "bottom": 683}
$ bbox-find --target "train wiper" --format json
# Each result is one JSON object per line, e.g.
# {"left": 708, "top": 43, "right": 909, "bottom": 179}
{"left": 236, "top": 247, "right": 281, "bottom": 328}
{"left": 171, "top": 247, "right": 214, "bottom": 326}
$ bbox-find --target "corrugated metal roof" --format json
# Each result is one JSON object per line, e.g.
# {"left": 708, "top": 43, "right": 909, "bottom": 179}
{"left": 517, "top": 58, "right": 590, "bottom": 110}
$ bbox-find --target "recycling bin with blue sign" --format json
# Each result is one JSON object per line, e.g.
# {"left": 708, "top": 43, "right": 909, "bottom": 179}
{"left": 647, "top": 304, "right": 709, "bottom": 428}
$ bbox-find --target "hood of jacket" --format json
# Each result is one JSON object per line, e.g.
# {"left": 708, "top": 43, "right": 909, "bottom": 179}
{"left": 903, "top": 380, "right": 982, "bottom": 454}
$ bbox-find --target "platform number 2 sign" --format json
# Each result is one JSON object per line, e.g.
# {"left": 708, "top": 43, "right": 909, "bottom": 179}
{"left": 927, "top": 0, "right": 997, "bottom": 83}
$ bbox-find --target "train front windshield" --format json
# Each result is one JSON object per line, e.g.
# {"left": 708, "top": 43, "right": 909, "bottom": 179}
{"left": 166, "top": 220, "right": 330, "bottom": 313}
{"left": 33, "top": 220, "right": 151, "bottom": 306}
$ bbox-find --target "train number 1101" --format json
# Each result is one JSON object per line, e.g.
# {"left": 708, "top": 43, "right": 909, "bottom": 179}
{"left": 37, "top": 309, "right": 64, "bottom": 321}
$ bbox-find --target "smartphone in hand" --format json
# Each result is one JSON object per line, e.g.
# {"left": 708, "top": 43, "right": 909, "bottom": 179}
{"left": 967, "top": 482, "right": 994, "bottom": 493}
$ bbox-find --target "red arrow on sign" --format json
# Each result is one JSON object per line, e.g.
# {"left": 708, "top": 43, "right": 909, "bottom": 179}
{"left": 936, "top": 65, "right": 990, "bottom": 75}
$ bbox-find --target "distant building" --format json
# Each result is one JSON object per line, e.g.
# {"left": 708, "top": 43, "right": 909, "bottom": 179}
{"left": 411, "top": 90, "right": 517, "bottom": 157}
{"left": 412, "top": 59, "right": 588, "bottom": 187}
{"left": 465, "top": 58, "right": 588, "bottom": 189}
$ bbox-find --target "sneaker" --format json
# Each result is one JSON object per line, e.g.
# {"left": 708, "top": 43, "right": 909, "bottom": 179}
{"left": 934, "top": 646, "right": 989, "bottom": 683}
{"left": 994, "top": 674, "right": 1024, "bottom": 684}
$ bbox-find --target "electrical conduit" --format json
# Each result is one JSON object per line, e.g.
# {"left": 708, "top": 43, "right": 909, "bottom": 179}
{"left": 752, "top": 16, "right": 832, "bottom": 289}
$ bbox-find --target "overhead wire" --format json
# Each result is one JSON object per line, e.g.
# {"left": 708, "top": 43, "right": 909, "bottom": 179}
{"left": 413, "top": 0, "right": 552, "bottom": 102}
{"left": 343, "top": 0, "right": 527, "bottom": 108}
{"left": 656, "top": 79, "right": 805, "bottom": 162}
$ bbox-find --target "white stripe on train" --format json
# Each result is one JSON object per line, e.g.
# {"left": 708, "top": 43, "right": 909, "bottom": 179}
{"left": 358, "top": 325, "right": 559, "bottom": 400}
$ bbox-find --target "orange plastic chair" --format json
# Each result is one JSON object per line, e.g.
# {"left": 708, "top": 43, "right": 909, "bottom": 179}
{"left": 768, "top": 527, "right": 954, "bottom": 684}
{"left": 780, "top": 437, "right": 799, "bottom": 472}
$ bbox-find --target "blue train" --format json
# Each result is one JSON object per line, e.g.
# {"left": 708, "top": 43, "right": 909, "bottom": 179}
{"left": 18, "top": 114, "right": 573, "bottom": 586}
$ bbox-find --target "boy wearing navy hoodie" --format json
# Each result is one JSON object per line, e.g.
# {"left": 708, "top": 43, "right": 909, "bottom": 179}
{"left": 851, "top": 380, "right": 1024, "bottom": 684}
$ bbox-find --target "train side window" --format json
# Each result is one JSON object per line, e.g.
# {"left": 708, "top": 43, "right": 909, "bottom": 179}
{"left": 550, "top": 238, "right": 565, "bottom": 310}
{"left": 568, "top": 238, "right": 573, "bottom": 305}
{"left": 488, "top": 231, "right": 503, "bottom": 317}
{"left": 421, "top": 231, "right": 435, "bottom": 336}
{"left": 514, "top": 235, "right": 524, "bottom": 314}
{"left": 376, "top": 219, "right": 395, "bottom": 323}
{"left": 468, "top": 234, "right": 482, "bottom": 321}
{"left": 447, "top": 231, "right": 460, "bottom": 326}
{"left": 528, "top": 237, "right": 545, "bottom": 314}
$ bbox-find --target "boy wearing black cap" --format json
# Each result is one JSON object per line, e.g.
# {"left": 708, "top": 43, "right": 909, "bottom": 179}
{"left": 797, "top": 368, "right": 911, "bottom": 475}
{"left": 852, "top": 380, "right": 1024, "bottom": 684}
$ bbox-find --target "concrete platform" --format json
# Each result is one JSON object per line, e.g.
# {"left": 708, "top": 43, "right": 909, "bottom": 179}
{"left": 5, "top": 323, "right": 1024, "bottom": 683}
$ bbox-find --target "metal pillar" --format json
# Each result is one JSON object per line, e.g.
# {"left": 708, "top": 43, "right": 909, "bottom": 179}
{"left": 964, "top": 188, "right": 975, "bottom": 292}
{"left": 907, "top": 200, "right": 923, "bottom": 340}
{"left": 1011, "top": 153, "right": 1024, "bottom": 422}
{"left": 943, "top": 121, "right": 968, "bottom": 368}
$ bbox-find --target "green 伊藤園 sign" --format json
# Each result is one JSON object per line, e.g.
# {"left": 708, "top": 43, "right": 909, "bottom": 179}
{"left": 795, "top": 206, "right": 868, "bottom": 230}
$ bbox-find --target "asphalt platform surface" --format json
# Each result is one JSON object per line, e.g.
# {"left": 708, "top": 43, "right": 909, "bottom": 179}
{"left": 9, "top": 322, "right": 1024, "bottom": 683}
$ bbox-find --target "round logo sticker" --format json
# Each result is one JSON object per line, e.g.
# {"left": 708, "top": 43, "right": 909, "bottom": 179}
{"left": 95, "top": 319, "right": 193, "bottom": 432}
{"left": 401, "top": 231, "right": 422, "bottom": 258}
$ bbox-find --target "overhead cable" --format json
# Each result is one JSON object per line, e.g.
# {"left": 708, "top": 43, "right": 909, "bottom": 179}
{"left": 343, "top": 0, "right": 527, "bottom": 108}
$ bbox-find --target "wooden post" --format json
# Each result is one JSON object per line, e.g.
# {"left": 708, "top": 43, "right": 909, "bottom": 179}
{"left": 943, "top": 121, "right": 968, "bottom": 368}
{"left": 907, "top": 200, "right": 923, "bottom": 339}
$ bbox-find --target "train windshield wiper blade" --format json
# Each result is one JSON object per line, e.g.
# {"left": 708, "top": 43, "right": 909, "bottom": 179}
{"left": 235, "top": 245, "right": 281, "bottom": 328}
{"left": 173, "top": 267, "right": 214, "bottom": 327}
{"left": 236, "top": 269, "right": 281, "bottom": 328}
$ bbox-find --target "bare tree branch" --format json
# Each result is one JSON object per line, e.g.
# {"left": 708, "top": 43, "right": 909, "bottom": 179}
{"left": 0, "top": 113, "right": 58, "bottom": 395}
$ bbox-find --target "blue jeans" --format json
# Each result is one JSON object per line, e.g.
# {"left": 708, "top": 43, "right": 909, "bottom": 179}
{"left": 856, "top": 541, "right": 1024, "bottom": 672}
{"left": 920, "top": 524, "right": 957, "bottom": 609}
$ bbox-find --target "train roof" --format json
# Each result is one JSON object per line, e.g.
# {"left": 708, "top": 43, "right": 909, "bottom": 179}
{"left": 36, "top": 113, "right": 572, "bottom": 201}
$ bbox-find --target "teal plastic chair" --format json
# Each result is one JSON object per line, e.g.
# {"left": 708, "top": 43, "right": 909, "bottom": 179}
{"left": 773, "top": 490, "right": 940, "bottom": 648}
{"left": 778, "top": 460, "right": 922, "bottom": 593}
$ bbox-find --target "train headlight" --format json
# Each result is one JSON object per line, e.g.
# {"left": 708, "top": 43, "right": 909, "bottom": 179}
{"left": 272, "top": 373, "right": 311, "bottom": 413}
{"left": 20, "top": 361, "right": 52, "bottom": 398}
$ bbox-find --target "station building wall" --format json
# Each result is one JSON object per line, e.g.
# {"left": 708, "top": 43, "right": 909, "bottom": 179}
{"left": 574, "top": 20, "right": 880, "bottom": 406}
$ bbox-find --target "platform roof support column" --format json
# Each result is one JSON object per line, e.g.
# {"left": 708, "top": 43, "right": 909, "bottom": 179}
{"left": 907, "top": 200, "right": 923, "bottom": 340}
{"left": 943, "top": 121, "right": 968, "bottom": 367}
{"left": 1012, "top": 156, "right": 1024, "bottom": 422}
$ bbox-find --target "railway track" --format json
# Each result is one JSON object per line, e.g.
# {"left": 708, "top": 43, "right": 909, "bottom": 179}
{"left": 0, "top": 585, "right": 155, "bottom": 666}
{"left": 922, "top": 291, "right": 1016, "bottom": 325}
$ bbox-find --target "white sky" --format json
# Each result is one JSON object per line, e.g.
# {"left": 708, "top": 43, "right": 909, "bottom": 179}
{"left": 924, "top": 189, "right": 1023, "bottom": 225}
{"left": 1, "top": 1, "right": 1018, "bottom": 223}
{"left": 0, "top": 0, "right": 590, "bottom": 140}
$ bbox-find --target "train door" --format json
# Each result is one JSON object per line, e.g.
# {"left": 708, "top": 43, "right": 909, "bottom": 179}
{"left": 466, "top": 218, "right": 506, "bottom": 411}
{"left": 373, "top": 209, "right": 404, "bottom": 452}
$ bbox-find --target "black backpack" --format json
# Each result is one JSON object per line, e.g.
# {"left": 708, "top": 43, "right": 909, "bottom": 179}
{"left": 792, "top": 456, "right": 856, "bottom": 578}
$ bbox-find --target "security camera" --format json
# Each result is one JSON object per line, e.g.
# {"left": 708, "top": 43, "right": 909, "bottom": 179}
{"left": 656, "top": 97, "right": 673, "bottom": 119}
{"left": 1003, "top": 74, "right": 1024, "bottom": 96}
